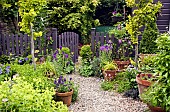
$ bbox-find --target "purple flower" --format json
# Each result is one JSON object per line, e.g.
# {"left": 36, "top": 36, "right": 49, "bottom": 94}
{"left": 65, "top": 54, "right": 68, "bottom": 58}
{"left": 117, "top": 24, "right": 121, "bottom": 30}
{"left": 128, "top": 41, "right": 131, "bottom": 45}
{"left": 55, "top": 50, "right": 59, "bottom": 54}
{"left": 64, "top": 78, "right": 66, "bottom": 82}
{"left": 100, "top": 46, "right": 105, "bottom": 51}
{"left": 70, "top": 77, "right": 72, "bottom": 81}
{"left": 54, "top": 79, "right": 57, "bottom": 84}
{"left": 67, "top": 61, "right": 70, "bottom": 65}
{"left": 118, "top": 39, "right": 122, "bottom": 44}
{"left": 104, "top": 45, "right": 109, "bottom": 51}
{"left": 148, "top": 74, "right": 152, "bottom": 78}
{"left": 47, "top": 37, "right": 50, "bottom": 40}
{"left": 59, "top": 46, "right": 62, "bottom": 50}
{"left": 0, "top": 68, "right": 2, "bottom": 75}
{"left": 112, "top": 11, "right": 116, "bottom": 15}
{"left": 62, "top": 51, "right": 65, "bottom": 55}
{"left": 6, "top": 66, "right": 10, "bottom": 69}
{"left": 108, "top": 40, "right": 112, "bottom": 44}
{"left": 53, "top": 53, "right": 56, "bottom": 59}
{"left": 18, "top": 60, "right": 22, "bottom": 63}
{"left": 25, "top": 58, "right": 28, "bottom": 61}
{"left": 6, "top": 68, "right": 10, "bottom": 74}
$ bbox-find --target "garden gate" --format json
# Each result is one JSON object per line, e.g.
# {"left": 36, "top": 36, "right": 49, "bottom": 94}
{"left": 0, "top": 28, "right": 79, "bottom": 62}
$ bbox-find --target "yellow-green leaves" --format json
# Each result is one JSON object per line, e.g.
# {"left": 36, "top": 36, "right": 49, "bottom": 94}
{"left": 18, "top": 0, "right": 47, "bottom": 38}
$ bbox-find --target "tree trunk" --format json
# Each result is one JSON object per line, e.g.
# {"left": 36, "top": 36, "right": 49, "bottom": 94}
{"left": 30, "top": 24, "right": 36, "bottom": 70}
{"left": 135, "top": 43, "right": 138, "bottom": 69}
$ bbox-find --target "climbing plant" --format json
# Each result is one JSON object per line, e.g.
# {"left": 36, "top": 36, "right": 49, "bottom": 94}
{"left": 48, "top": 0, "right": 100, "bottom": 44}
{"left": 18, "top": 0, "right": 47, "bottom": 69}
{"left": 125, "top": 0, "right": 162, "bottom": 67}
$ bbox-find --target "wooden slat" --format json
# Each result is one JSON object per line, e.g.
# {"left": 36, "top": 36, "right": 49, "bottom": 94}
{"left": 11, "top": 34, "right": 15, "bottom": 55}
{"left": 100, "top": 32, "right": 105, "bottom": 46}
{"left": 15, "top": 34, "right": 19, "bottom": 56}
{"left": 59, "top": 35, "right": 62, "bottom": 48}
{"left": 91, "top": 32, "right": 95, "bottom": 54}
{"left": 52, "top": 28, "right": 57, "bottom": 51}
{"left": 6, "top": 35, "right": 10, "bottom": 55}
{"left": 19, "top": 34, "right": 24, "bottom": 55}
{"left": 96, "top": 32, "right": 100, "bottom": 57}
{"left": 105, "top": 34, "right": 109, "bottom": 44}
{"left": 0, "top": 34, "right": 2, "bottom": 55}
{"left": 2, "top": 34, "right": 6, "bottom": 55}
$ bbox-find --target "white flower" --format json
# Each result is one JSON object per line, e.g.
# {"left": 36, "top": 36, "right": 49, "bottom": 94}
{"left": 2, "top": 98, "right": 8, "bottom": 102}
{"left": 13, "top": 74, "right": 19, "bottom": 79}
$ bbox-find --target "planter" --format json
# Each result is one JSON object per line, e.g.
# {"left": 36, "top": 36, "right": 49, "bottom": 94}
{"left": 147, "top": 104, "right": 166, "bottom": 112}
{"left": 55, "top": 89, "right": 73, "bottom": 106}
{"left": 114, "top": 60, "right": 130, "bottom": 70}
{"left": 111, "top": 16, "right": 124, "bottom": 23}
{"left": 136, "top": 74, "right": 152, "bottom": 95}
{"left": 103, "top": 70, "right": 117, "bottom": 81}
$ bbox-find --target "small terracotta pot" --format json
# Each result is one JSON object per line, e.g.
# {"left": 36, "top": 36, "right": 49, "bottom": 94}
{"left": 147, "top": 104, "right": 166, "bottom": 112}
{"left": 103, "top": 70, "right": 117, "bottom": 81}
{"left": 136, "top": 74, "right": 152, "bottom": 95}
{"left": 55, "top": 89, "right": 73, "bottom": 106}
{"left": 114, "top": 60, "right": 130, "bottom": 70}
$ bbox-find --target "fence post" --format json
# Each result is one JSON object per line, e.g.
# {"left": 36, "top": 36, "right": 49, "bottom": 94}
{"left": 52, "top": 28, "right": 58, "bottom": 51}
{"left": 91, "top": 28, "right": 96, "bottom": 56}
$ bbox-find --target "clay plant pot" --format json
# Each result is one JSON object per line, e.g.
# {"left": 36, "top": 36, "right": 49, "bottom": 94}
{"left": 114, "top": 60, "right": 130, "bottom": 70}
{"left": 55, "top": 89, "right": 73, "bottom": 106}
{"left": 136, "top": 74, "right": 152, "bottom": 95}
{"left": 147, "top": 104, "right": 166, "bottom": 112}
{"left": 103, "top": 70, "right": 117, "bottom": 81}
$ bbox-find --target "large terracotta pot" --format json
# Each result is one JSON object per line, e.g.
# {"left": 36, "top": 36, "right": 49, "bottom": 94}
{"left": 103, "top": 70, "right": 117, "bottom": 81}
{"left": 136, "top": 73, "right": 152, "bottom": 95}
{"left": 55, "top": 89, "right": 73, "bottom": 106}
{"left": 147, "top": 104, "right": 166, "bottom": 112}
{"left": 114, "top": 60, "right": 130, "bottom": 70}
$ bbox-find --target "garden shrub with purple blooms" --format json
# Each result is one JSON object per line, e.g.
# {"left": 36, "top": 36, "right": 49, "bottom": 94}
{"left": 99, "top": 40, "right": 113, "bottom": 68}
{"left": 0, "top": 65, "right": 16, "bottom": 82}
{"left": 54, "top": 75, "right": 78, "bottom": 102}
{"left": 53, "top": 46, "right": 74, "bottom": 75}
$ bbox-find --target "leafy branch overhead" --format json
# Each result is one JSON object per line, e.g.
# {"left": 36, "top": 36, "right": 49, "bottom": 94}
{"left": 125, "top": 0, "right": 162, "bottom": 44}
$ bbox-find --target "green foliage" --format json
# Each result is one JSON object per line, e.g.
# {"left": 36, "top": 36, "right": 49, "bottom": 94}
{"left": 125, "top": 0, "right": 162, "bottom": 44}
{"left": 0, "top": 55, "right": 10, "bottom": 64}
{"left": 79, "top": 60, "right": 93, "bottom": 77}
{"left": 139, "top": 22, "right": 159, "bottom": 54}
{"left": 18, "top": 0, "right": 47, "bottom": 37}
{"left": 103, "top": 62, "right": 118, "bottom": 71}
{"left": 141, "top": 33, "right": 170, "bottom": 111}
{"left": 72, "top": 83, "right": 79, "bottom": 102}
{"left": 101, "top": 81, "right": 114, "bottom": 91}
{"left": 0, "top": 77, "right": 68, "bottom": 111}
{"left": 48, "top": 0, "right": 100, "bottom": 44}
{"left": 80, "top": 45, "right": 93, "bottom": 60}
{"left": 91, "top": 57, "right": 102, "bottom": 77}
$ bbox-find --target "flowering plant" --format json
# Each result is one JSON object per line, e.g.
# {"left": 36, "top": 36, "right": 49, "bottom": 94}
{"left": 112, "top": 11, "right": 123, "bottom": 17}
{"left": 54, "top": 75, "right": 73, "bottom": 93}
{"left": 53, "top": 46, "right": 74, "bottom": 76}
{"left": 0, "top": 65, "right": 16, "bottom": 82}
{"left": 109, "top": 24, "right": 133, "bottom": 60}
{"left": 99, "top": 40, "right": 113, "bottom": 68}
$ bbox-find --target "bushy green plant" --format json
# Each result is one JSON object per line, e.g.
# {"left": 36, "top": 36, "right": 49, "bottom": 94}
{"left": 0, "top": 55, "right": 10, "bottom": 64}
{"left": 141, "top": 33, "right": 170, "bottom": 111}
{"left": 139, "top": 22, "right": 159, "bottom": 54}
{"left": 79, "top": 60, "right": 93, "bottom": 77}
{"left": 103, "top": 62, "right": 118, "bottom": 71}
{"left": 101, "top": 81, "right": 114, "bottom": 91}
{"left": 0, "top": 77, "right": 68, "bottom": 112}
{"left": 91, "top": 57, "right": 102, "bottom": 77}
{"left": 80, "top": 45, "right": 93, "bottom": 60}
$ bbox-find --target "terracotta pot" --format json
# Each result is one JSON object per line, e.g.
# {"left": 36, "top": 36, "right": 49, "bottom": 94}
{"left": 103, "top": 70, "right": 117, "bottom": 81}
{"left": 114, "top": 60, "right": 130, "bottom": 70}
{"left": 55, "top": 89, "right": 73, "bottom": 106}
{"left": 136, "top": 74, "right": 152, "bottom": 95}
{"left": 147, "top": 104, "right": 166, "bottom": 112}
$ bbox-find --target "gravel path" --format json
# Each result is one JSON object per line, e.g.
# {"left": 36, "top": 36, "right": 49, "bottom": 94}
{"left": 67, "top": 73, "right": 149, "bottom": 112}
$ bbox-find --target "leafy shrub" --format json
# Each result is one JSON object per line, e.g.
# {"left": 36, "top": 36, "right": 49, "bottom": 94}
{"left": 80, "top": 45, "right": 93, "bottom": 60}
{"left": 0, "top": 77, "right": 68, "bottom": 111}
{"left": 101, "top": 81, "right": 114, "bottom": 91}
{"left": 79, "top": 60, "right": 93, "bottom": 77}
{"left": 0, "top": 55, "right": 10, "bottom": 64}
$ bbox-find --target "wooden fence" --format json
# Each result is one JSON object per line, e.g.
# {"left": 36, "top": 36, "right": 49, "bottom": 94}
{"left": 91, "top": 28, "right": 134, "bottom": 58}
{"left": 0, "top": 28, "right": 79, "bottom": 62}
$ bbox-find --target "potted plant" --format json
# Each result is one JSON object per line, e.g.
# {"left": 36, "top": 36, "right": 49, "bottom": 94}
{"left": 103, "top": 61, "right": 118, "bottom": 81}
{"left": 54, "top": 76, "right": 74, "bottom": 106}
{"left": 111, "top": 11, "right": 124, "bottom": 23}
{"left": 140, "top": 33, "right": 170, "bottom": 112}
{"left": 109, "top": 23, "right": 133, "bottom": 70}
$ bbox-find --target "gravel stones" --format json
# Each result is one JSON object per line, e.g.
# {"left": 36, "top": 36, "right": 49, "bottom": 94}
{"left": 68, "top": 73, "right": 148, "bottom": 112}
